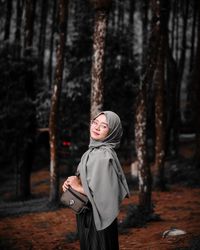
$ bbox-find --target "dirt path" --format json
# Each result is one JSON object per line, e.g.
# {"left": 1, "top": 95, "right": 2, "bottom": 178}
{"left": 0, "top": 183, "right": 200, "bottom": 250}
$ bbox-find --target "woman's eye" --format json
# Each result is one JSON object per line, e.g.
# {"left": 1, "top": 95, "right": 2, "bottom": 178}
{"left": 100, "top": 125, "right": 108, "bottom": 130}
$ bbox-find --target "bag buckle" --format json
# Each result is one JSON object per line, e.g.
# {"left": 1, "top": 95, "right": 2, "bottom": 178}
{"left": 69, "top": 199, "right": 75, "bottom": 206}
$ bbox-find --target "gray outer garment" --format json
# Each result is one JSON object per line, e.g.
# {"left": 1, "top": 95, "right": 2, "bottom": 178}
{"left": 77, "top": 111, "right": 130, "bottom": 231}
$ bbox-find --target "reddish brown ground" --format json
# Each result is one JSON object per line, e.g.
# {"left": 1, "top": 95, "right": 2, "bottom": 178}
{"left": 0, "top": 168, "right": 200, "bottom": 250}
{"left": 0, "top": 143, "right": 199, "bottom": 249}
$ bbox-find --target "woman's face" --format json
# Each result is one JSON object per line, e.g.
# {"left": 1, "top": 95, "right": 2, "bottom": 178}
{"left": 90, "top": 114, "right": 109, "bottom": 141}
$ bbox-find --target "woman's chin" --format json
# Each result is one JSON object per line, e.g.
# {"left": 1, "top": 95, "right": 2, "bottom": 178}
{"left": 91, "top": 136, "right": 100, "bottom": 141}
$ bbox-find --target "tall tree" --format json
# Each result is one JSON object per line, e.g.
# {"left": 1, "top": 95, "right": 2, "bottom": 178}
{"left": 175, "top": 0, "right": 180, "bottom": 62}
{"left": 15, "top": 0, "right": 24, "bottom": 58}
{"left": 165, "top": 0, "right": 179, "bottom": 156}
{"left": 173, "top": 0, "right": 189, "bottom": 154}
{"left": 189, "top": 0, "right": 198, "bottom": 72}
{"left": 16, "top": 0, "right": 36, "bottom": 199}
{"left": 89, "top": 0, "right": 112, "bottom": 118}
{"left": 48, "top": 0, "right": 57, "bottom": 87}
{"left": 177, "top": 0, "right": 189, "bottom": 84}
{"left": 117, "top": 0, "right": 124, "bottom": 34}
{"left": 170, "top": 0, "right": 176, "bottom": 52}
{"left": 128, "top": 0, "right": 135, "bottom": 59}
{"left": 134, "top": 0, "right": 160, "bottom": 214}
{"left": 49, "top": 0, "right": 68, "bottom": 203}
{"left": 15, "top": 0, "right": 37, "bottom": 200}
{"left": 192, "top": 1, "right": 200, "bottom": 168}
{"left": 24, "top": 0, "right": 36, "bottom": 52}
{"left": 153, "top": 0, "right": 168, "bottom": 190}
{"left": 4, "top": 0, "right": 12, "bottom": 41}
{"left": 38, "top": 0, "right": 49, "bottom": 78}
{"left": 185, "top": 0, "right": 198, "bottom": 131}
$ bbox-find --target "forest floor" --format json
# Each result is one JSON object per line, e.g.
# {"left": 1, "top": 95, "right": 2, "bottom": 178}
{"left": 0, "top": 138, "right": 200, "bottom": 250}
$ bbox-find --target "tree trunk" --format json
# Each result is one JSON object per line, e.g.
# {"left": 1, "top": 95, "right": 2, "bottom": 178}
{"left": 48, "top": 0, "right": 57, "bottom": 88}
{"left": 166, "top": 48, "right": 178, "bottom": 156}
{"left": 141, "top": 0, "right": 149, "bottom": 59}
{"left": 134, "top": 0, "right": 161, "bottom": 214}
{"left": 15, "top": 0, "right": 24, "bottom": 58}
{"left": 129, "top": 0, "right": 135, "bottom": 59}
{"left": 117, "top": 0, "right": 124, "bottom": 34}
{"left": 170, "top": 0, "right": 176, "bottom": 52}
{"left": 18, "top": 138, "right": 35, "bottom": 199}
{"left": 4, "top": 0, "right": 12, "bottom": 41}
{"left": 153, "top": 0, "right": 169, "bottom": 190}
{"left": 24, "top": 0, "right": 36, "bottom": 54}
{"left": 90, "top": 9, "right": 108, "bottom": 118}
{"left": 175, "top": 0, "right": 180, "bottom": 62}
{"left": 154, "top": 37, "right": 166, "bottom": 190}
{"left": 49, "top": 0, "right": 68, "bottom": 203}
{"left": 16, "top": 0, "right": 37, "bottom": 200}
{"left": 135, "top": 87, "right": 152, "bottom": 214}
{"left": 178, "top": 0, "right": 189, "bottom": 84}
{"left": 189, "top": 0, "right": 198, "bottom": 72}
{"left": 172, "top": 0, "right": 189, "bottom": 157}
{"left": 38, "top": 0, "right": 49, "bottom": 78}
{"left": 192, "top": 1, "right": 200, "bottom": 168}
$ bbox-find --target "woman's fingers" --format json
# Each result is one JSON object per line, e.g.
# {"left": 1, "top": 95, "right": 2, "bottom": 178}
{"left": 62, "top": 180, "right": 70, "bottom": 191}
{"left": 62, "top": 176, "right": 78, "bottom": 192}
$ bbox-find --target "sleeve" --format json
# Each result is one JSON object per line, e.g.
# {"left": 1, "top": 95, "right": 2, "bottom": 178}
{"left": 86, "top": 149, "right": 121, "bottom": 221}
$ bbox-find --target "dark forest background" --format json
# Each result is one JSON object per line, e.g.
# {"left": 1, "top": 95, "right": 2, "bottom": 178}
{"left": 0, "top": 0, "right": 200, "bottom": 206}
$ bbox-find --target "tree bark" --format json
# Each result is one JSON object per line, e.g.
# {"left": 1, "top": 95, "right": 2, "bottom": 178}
{"left": 141, "top": 0, "right": 149, "bottom": 61}
{"left": 192, "top": 1, "right": 200, "bottom": 168}
{"left": 89, "top": 0, "right": 112, "bottom": 10}
{"left": 178, "top": 0, "right": 189, "bottom": 84}
{"left": 153, "top": 0, "right": 169, "bottom": 190}
{"left": 129, "top": 0, "right": 135, "bottom": 59}
{"left": 38, "top": 0, "right": 49, "bottom": 78}
{"left": 24, "top": 0, "right": 36, "bottom": 54}
{"left": 172, "top": 0, "right": 189, "bottom": 156}
{"left": 48, "top": 0, "right": 57, "bottom": 88}
{"left": 16, "top": 0, "right": 37, "bottom": 200}
{"left": 15, "top": 0, "right": 24, "bottom": 58}
{"left": 189, "top": 0, "right": 198, "bottom": 72}
{"left": 117, "top": 0, "right": 124, "bottom": 34}
{"left": 134, "top": 0, "right": 160, "bottom": 214}
{"left": 170, "top": 0, "right": 176, "bottom": 52}
{"left": 175, "top": 0, "right": 180, "bottom": 62}
{"left": 49, "top": 0, "right": 68, "bottom": 203}
{"left": 4, "top": 0, "right": 12, "bottom": 41}
{"left": 90, "top": 9, "right": 108, "bottom": 118}
{"left": 154, "top": 38, "right": 166, "bottom": 190}
{"left": 166, "top": 48, "right": 178, "bottom": 156}
{"left": 135, "top": 87, "right": 152, "bottom": 214}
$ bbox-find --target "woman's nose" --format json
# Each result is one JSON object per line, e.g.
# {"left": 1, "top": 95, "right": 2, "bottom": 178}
{"left": 94, "top": 124, "right": 100, "bottom": 130}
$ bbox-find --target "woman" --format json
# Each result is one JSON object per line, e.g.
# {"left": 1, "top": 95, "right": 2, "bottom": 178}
{"left": 62, "top": 111, "right": 130, "bottom": 250}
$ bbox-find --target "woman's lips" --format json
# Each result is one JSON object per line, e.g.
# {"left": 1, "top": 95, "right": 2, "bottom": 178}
{"left": 92, "top": 131, "right": 100, "bottom": 136}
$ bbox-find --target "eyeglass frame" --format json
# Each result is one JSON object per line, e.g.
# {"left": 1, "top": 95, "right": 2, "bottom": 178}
{"left": 90, "top": 120, "right": 109, "bottom": 130}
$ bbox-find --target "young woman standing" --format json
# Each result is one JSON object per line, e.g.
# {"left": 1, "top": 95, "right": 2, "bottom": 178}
{"left": 62, "top": 111, "right": 130, "bottom": 250}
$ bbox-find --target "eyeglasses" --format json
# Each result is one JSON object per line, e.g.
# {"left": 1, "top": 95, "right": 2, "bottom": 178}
{"left": 91, "top": 120, "right": 109, "bottom": 130}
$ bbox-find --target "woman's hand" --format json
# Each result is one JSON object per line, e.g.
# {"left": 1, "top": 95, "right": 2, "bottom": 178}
{"left": 62, "top": 176, "right": 86, "bottom": 195}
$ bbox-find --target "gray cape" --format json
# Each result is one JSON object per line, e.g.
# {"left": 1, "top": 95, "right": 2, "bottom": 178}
{"left": 77, "top": 111, "right": 130, "bottom": 231}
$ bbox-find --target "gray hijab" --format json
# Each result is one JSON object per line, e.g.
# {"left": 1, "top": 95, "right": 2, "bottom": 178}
{"left": 77, "top": 111, "right": 130, "bottom": 231}
{"left": 89, "top": 111, "right": 123, "bottom": 149}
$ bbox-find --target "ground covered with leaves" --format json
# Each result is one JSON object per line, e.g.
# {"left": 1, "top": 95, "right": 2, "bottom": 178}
{"left": 0, "top": 141, "right": 200, "bottom": 249}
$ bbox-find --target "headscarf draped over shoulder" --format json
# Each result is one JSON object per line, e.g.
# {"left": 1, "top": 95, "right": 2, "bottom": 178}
{"left": 77, "top": 111, "right": 130, "bottom": 231}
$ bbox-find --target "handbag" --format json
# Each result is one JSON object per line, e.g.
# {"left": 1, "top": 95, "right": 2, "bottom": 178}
{"left": 60, "top": 186, "right": 89, "bottom": 214}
